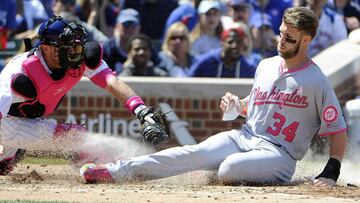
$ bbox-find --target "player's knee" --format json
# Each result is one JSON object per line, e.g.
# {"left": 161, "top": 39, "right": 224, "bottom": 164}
{"left": 218, "top": 156, "right": 261, "bottom": 184}
{"left": 218, "top": 157, "right": 247, "bottom": 184}
{"left": 218, "top": 158, "right": 289, "bottom": 184}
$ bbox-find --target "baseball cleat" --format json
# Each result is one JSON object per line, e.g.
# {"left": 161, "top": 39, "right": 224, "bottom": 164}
{"left": 0, "top": 148, "right": 26, "bottom": 175}
{"left": 80, "top": 163, "right": 114, "bottom": 184}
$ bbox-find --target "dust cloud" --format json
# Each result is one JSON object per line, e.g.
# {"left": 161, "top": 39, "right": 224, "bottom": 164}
{"left": 293, "top": 149, "right": 360, "bottom": 186}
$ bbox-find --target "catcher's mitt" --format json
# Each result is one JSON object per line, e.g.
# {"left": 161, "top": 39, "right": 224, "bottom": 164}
{"left": 136, "top": 107, "right": 170, "bottom": 145}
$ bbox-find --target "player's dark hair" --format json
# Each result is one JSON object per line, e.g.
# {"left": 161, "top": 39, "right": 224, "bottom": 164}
{"left": 282, "top": 7, "right": 319, "bottom": 39}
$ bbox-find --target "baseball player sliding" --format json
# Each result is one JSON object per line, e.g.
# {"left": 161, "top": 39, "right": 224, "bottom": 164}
{"left": 0, "top": 16, "right": 169, "bottom": 175}
{"left": 81, "top": 7, "right": 347, "bottom": 186}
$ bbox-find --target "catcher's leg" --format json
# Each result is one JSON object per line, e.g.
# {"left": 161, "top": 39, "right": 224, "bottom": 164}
{"left": 80, "top": 130, "right": 244, "bottom": 183}
{"left": 0, "top": 116, "right": 93, "bottom": 163}
{"left": 0, "top": 147, "right": 26, "bottom": 175}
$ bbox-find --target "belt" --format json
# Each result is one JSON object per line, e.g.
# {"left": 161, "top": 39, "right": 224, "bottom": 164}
{"left": 266, "top": 140, "right": 296, "bottom": 160}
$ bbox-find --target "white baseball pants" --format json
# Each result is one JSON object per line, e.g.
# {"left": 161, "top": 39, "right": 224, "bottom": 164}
{"left": 0, "top": 116, "right": 84, "bottom": 162}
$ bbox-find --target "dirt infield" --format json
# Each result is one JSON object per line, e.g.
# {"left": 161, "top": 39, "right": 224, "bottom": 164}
{"left": 0, "top": 163, "right": 359, "bottom": 203}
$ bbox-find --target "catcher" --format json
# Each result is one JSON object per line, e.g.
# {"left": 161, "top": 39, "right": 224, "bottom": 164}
{"left": 0, "top": 16, "right": 170, "bottom": 175}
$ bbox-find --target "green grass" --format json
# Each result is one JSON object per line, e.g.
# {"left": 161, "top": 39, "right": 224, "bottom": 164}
{"left": 21, "top": 156, "right": 69, "bottom": 165}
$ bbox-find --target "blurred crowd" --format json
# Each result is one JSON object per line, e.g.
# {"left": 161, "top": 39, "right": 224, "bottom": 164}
{"left": 0, "top": 0, "right": 359, "bottom": 77}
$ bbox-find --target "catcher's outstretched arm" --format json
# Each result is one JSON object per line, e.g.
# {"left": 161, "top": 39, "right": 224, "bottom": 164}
{"left": 102, "top": 74, "right": 170, "bottom": 145}
{"left": 105, "top": 76, "right": 137, "bottom": 104}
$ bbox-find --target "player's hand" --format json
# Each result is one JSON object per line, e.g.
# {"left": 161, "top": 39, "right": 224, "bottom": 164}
{"left": 313, "top": 177, "right": 336, "bottom": 187}
{"left": 220, "top": 92, "right": 241, "bottom": 112}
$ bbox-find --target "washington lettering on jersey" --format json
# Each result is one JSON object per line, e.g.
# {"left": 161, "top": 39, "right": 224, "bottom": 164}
{"left": 252, "top": 86, "right": 309, "bottom": 109}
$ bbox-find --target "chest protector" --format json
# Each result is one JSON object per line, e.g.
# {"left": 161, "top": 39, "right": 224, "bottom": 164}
{"left": 8, "top": 55, "right": 85, "bottom": 118}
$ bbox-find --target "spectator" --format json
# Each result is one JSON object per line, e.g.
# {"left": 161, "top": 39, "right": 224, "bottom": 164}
{"left": 23, "top": 0, "right": 49, "bottom": 30}
{"left": 159, "top": 22, "right": 195, "bottom": 77}
{"left": 15, "top": 0, "right": 49, "bottom": 35}
{"left": 74, "top": 0, "right": 98, "bottom": 27}
{"left": 249, "top": 0, "right": 292, "bottom": 35}
{"left": 189, "top": 27, "right": 257, "bottom": 78}
{"left": 124, "top": 0, "right": 178, "bottom": 49}
{"left": 119, "top": 34, "right": 168, "bottom": 77}
{"left": 0, "top": 0, "right": 17, "bottom": 50}
{"left": 102, "top": 0, "right": 121, "bottom": 36}
{"left": 40, "top": 0, "right": 55, "bottom": 17}
{"left": 163, "top": 0, "right": 202, "bottom": 36}
{"left": 0, "top": 0, "right": 17, "bottom": 71}
{"left": 236, "top": 22, "right": 263, "bottom": 68}
{"left": 222, "top": 0, "right": 253, "bottom": 29}
{"left": 328, "top": 0, "right": 360, "bottom": 32}
{"left": 190, "top": 0, "right": 223, "bottom": 57}
{"left": 251, "top": 14, "right": 278, "bottom": 57}
{"left": 304, "top": 0, "right": 348, "bottom": 57}
{"left": 102, "top": 8, "right": 141, "bottom": 73}
{"left": 52, "top": 0, "right": 108, "bottom": 43}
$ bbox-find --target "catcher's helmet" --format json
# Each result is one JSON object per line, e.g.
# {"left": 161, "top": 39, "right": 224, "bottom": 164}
{"left": 38, "top": 16, "right": 87, "bottom": 76}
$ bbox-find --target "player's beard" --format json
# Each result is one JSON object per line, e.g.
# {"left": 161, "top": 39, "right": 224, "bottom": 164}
{"left": 278, "top": 41, "right": 301, "bottom": 59}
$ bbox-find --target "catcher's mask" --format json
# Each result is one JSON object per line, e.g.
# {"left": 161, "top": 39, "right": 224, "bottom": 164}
{"left": 38, "top": 16, "right": 87, "bottom": 77}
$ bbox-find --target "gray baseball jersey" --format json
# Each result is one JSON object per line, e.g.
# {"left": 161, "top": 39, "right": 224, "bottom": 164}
{"left": 243, "top": 56, "right": 347, "bottom": 160}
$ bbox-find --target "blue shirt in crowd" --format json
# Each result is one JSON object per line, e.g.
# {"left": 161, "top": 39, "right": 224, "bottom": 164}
{"left": 250, "top": 0, "right": 292, "bottom": 35}
{"left": 102, "top": 37, "right": 127, "bottom": 73}
{"left": 189, "top": 49, "right": 258, "bottom": 78}
{"left": 0, "top": 0, "right": 17, "bottom": 30}
{"left": 124, "top": 0, "right": 178, "bottom": 40}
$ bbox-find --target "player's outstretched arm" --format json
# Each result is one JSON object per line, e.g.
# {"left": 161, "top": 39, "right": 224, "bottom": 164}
{"left": 313, "top": 131, "right": 347, "bottom": 187}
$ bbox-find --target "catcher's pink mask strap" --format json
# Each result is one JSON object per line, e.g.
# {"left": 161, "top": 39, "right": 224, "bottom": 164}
{"left": 125, "top": 95, "right": 145, "bottom": 113}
